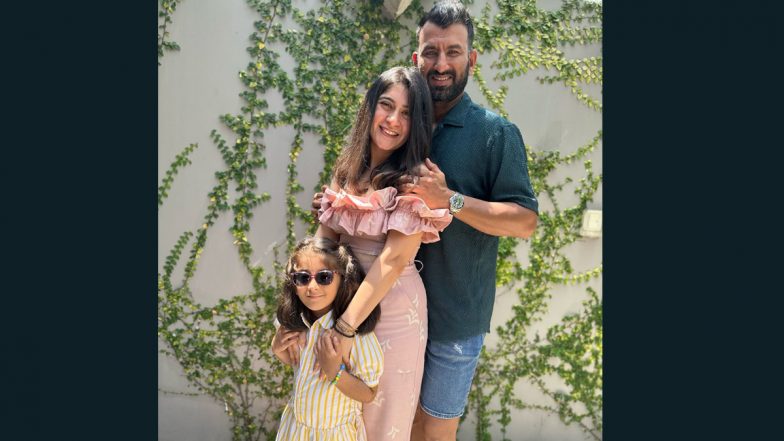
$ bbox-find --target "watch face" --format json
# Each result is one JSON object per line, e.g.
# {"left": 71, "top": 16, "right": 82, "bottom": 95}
{"left": 450, "top": 193, "right": 463, "bottom": 212}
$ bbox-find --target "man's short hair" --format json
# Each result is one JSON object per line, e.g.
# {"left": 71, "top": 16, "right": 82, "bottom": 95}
{"left": 416, "top": 0, "right": 474, "bottom": 51}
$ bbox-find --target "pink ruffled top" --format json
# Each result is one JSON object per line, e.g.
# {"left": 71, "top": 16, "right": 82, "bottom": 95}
{"left": 318, "top": 187, "right": 452, "bottom": 244}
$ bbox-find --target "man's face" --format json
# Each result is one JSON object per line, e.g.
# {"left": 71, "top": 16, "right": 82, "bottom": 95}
{"left": 414, "top": 22, "right": 477, "bottom": 102}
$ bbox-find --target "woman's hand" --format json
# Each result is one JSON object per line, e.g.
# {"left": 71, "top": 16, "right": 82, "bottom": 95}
{"left": 400, "top": 158, "right": 451, "bottom": 209}
{"left": 332, "top": 331, "right": 354, "bottom": 365}
{"left": 271, "top": 327, "right": 303, "bottom": 366}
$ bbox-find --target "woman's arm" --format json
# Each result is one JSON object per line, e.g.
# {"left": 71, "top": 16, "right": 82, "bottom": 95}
{"left": 316, "top": 180, "right": 424, "bottom": 314}
{"left": 339, "top": 229, "right": 423, "bottom": 329}
{"left": 316, "top": 230, "right": 423, "bottom": 373}
{"left": 313, "top": 178, "right": 424, "bottom": 369}
{"left": 405, "top": 159, "right": 538, "bottom": 238}
{"left": 315, "top": 185, "right": 424, "bottom": 325}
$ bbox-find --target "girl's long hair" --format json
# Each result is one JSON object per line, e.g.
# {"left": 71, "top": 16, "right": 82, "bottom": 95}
{"left": 333, "top": 66, "right": 433, "bottom": 194}
{"left": 276, "top": 237, "right": 380, "bottom": 334}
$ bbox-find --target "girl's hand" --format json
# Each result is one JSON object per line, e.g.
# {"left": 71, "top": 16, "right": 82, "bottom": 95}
{"left": 271, "top": 327, "right": 302, "bottom": 365}
{"left": 314, "top": 330, "right": 376, "bottom": 403}
{"left": 314, "top": 329, "right": 354, "bottom": 376}
{"left": 316, "top": 331, "right": 347, "bottom": 380}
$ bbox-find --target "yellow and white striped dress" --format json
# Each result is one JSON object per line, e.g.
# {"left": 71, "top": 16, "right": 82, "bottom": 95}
{"left": 276, "top": 310, "right": 384, "bottom": 441}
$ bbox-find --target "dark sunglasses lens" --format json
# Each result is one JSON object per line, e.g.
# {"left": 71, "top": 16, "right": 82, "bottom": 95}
{"left": 315, "top": 270, "right": 334, "bottom": 285}
{"left": 291, "top": 272, "right": 311, "bottom": 286}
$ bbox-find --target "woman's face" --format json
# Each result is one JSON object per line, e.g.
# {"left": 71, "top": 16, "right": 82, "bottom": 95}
{"left": 369, "top": 83, "right": 411, "bottom": 162}
{"left": 291, "top": 250, "right": 341, "bottom": 318}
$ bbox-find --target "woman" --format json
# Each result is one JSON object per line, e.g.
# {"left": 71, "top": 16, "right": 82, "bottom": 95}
{"left": 315, "top": 66, "right": 451, "bottom": 440}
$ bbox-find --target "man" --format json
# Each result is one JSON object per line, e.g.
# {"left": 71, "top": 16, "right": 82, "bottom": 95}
{"left": 405, "top": 2, "right": 538, "bottom": 440}
{"left": 311, "top": 2, "right": 538, "bottom": 439}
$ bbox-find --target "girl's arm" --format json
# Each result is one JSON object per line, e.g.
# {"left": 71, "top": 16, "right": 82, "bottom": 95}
{"left": 317, "top": 333, "right": 377, "bottom": 403}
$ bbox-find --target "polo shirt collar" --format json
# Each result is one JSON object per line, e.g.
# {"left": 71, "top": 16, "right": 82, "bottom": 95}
{"left": 439, "top": 92, "right": 473, "bottom": 128}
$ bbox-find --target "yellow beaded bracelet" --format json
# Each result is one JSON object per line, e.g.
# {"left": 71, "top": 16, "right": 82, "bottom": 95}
{"left": 331, "top": 363, "right": 346, "bottom": 386}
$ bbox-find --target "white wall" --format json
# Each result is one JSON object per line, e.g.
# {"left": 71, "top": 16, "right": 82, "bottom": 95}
{"left": 158, "top": 0, "right": 601, "bottom": 440}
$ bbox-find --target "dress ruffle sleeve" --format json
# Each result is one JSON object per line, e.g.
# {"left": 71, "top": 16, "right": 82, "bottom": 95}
{"left": 318, "top": 186, "right": 452, "bottom": 243}
{"left": 318, "top": 187, "right": 397, "bottom": 237}
{"left": 350, "top": 332, "right": 384, "bottom": 388}
{"left": 387, "top": 194, "right": 452, "bottom": 243}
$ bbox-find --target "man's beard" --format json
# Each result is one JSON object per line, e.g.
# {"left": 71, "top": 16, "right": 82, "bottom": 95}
{"left": 428, "top": 64, "right": 470, "bottom": 102}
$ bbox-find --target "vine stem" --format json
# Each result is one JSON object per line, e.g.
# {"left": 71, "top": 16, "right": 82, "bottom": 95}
{"left": 158, "top": 0, "right": 180, "bottom": 58}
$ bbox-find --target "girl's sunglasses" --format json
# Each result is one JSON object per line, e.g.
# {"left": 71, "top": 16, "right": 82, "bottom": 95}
{"left": 289, "top": 270, "right": 338, "bottom": 286}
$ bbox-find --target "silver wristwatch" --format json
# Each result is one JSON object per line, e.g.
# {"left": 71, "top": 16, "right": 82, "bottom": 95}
{"left": 448, "top": 191, "right": 464, "bottom": 214}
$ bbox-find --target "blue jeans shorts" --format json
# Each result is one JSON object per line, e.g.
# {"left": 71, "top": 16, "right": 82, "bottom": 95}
{"left": 419, "top": 333, "right": 485, "bottom": 419}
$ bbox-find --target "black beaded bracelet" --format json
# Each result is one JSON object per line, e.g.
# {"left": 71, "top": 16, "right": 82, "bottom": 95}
{"left": 336, "top": 317, "right": 357, "bottom": 333}
{"left": 332, "top": 325, "right": 355, "bottom": 338}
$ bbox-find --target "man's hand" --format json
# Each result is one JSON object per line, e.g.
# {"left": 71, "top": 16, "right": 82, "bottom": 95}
{"left": 401, "top": 158, "right": 451, "bottom": 209}
{"left": 311, "top": 185, "right": 327, "bottom": 222}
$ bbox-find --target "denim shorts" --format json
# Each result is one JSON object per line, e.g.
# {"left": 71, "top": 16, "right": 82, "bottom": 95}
{"left": 419, "top": 333, "right": 485, "bottom": 419}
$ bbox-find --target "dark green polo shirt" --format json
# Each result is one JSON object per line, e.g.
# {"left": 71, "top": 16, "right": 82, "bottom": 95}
{"left": 416, "top": 93, "right": 538, "bottom": 342}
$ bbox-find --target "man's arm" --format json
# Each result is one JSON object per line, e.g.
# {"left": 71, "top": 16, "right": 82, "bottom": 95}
{"left": 453, "top": 195, "right": 537, "bottom": 238}
{"left": 404, "top": 158, "right": 537, "bottom": 238}
{"left": 314, "top": 181, "right": 339, "bottom": 242}
{"left": 310, "top": 185, "right": 328, "bottom": 222}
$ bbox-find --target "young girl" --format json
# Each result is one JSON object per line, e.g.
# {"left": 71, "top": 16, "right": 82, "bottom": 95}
{"left": 271, "top": 236, "right": 383, "bottom": 441}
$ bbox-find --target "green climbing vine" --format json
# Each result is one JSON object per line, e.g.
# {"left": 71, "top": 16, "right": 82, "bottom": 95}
{"left": 158, "top": 143, "right": 198, "bottom": 207}
{"left": 158, "top": 1, "right": 602, "bottom": 440}
{"left": 469, "top": 0, "right": 602, "bottom": 439}
{"left": 158, "top": 0, "right": 184, "bottom": 65}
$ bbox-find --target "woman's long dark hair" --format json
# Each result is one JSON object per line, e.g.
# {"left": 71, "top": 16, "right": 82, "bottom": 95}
{"left": 333, "top": 66, "right": 434, "bottom": 194}
{"left": 276, "top": 237, "right": 380, "bottom": 334}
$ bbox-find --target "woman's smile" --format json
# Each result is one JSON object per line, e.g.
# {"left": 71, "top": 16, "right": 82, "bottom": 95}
{"left": 369, "top": 83, "right": 411, "bottom": 158}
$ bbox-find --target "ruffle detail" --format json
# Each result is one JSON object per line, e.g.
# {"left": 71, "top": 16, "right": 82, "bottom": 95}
{"left": 318, "top": 187, "right": 452, "bottom": 243}
{"left": 319, "top": 187, "right": 397, "bottom": 238}
{"left": 387, "top": 194, "right": 452, "bottom": 243}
